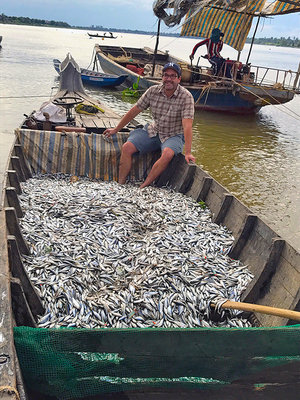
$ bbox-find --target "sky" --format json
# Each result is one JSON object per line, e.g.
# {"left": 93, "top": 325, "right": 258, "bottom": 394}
{"left": 0, "top": 0, "right": 299, "bottom": 38}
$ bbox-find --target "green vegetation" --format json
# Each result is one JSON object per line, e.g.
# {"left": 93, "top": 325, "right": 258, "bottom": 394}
{"left": 1, "top": 13, "right": 299, "bottom": 46}
{"left": 246, "top": 36, "right": 300, "bottom": 48}
{"left": 0, "top": 13, "right": 70, "bottom": 28}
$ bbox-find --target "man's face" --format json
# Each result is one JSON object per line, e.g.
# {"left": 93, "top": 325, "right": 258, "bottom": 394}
{"left": 162, "top": 68, "right": 181, "bottom": 91}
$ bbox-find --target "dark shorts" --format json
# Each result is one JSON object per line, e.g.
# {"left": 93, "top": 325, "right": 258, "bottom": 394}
{"left": 127, "top": 125, "right": 184, "bottom": 155}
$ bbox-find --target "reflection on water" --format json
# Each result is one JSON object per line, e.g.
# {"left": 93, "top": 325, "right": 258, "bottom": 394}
{"left": 0, "top": 25, "right": 299, "bottom": 251}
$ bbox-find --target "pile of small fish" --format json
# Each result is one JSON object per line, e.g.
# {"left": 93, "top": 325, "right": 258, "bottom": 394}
{"left": 19, "top": 174, "right": 254, "bottom": 329}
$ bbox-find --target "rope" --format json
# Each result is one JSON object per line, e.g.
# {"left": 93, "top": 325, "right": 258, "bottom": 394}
{"left": 233, "top": 80, "right": 300, "bottom": 121}
{"left": 189, "top": 67, "right": 300, "bottom": 121}
{"left": 0, "top": 386, "right": 20, "bottom": 400}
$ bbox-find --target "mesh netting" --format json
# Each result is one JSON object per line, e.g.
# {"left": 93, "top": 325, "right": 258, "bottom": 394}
{"left": 14, "top": 325, "right": 300, "bottom": 399}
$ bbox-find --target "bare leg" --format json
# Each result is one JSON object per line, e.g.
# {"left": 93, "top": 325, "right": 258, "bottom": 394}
{"left": 140, "top": 148, "right": 174, "bottom": 189}
{"left": 118, "top": 142, "right": 137, "bottom": 184}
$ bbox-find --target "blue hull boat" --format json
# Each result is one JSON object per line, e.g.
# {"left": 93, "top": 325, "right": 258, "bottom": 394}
{"left": 53, "top": 58, "right": 127, "bottom": 88}
{"left": 94, "top": 45, "right": 297, "bottom": 114}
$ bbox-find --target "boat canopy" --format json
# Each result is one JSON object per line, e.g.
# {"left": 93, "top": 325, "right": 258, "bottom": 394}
{"left": 153, "top": 0, "right": 300, "bottom": 51}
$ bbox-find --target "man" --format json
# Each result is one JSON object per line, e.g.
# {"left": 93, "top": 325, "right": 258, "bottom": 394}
{"left": 103, "top": 62, "right": 195, "bottom": 188}
{"left": 189, "top": 28, "right": 225, "bottom": 76}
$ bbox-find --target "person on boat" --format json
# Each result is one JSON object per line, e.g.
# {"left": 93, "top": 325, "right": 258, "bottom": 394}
{"left": 189, "top": 28, "right": 225, "bottom": 76}
{"left": 103, "top": 62, "right": 195, "bottom": 188}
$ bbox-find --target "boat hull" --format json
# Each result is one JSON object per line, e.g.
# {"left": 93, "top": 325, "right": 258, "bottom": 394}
{"left": 1, "top": 53, "right": 299, "bottom": 399}
{"left": 53, "top": 58, "right": 127, "bottom": 88}
{"left": 95, "top": 45, "right": 296, "bottom": 114}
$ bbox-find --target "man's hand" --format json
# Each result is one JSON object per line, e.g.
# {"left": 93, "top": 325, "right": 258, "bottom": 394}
{"left": 185, "top": 153, "right": 195, "bottom": 164}
{"left": 103, "top": 127, "right": 118, "bottom": 137}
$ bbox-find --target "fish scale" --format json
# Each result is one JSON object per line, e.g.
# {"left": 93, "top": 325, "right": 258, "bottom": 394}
{"left": 19, "top": 173, "right": 254, "bottom": 329}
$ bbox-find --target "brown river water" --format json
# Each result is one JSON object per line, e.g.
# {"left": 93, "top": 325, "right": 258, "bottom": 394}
{"left": 0, "top": 24, "right": 299, "bottom": 251}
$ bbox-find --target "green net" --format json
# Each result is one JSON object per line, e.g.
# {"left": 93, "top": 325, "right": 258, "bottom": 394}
{"left": 14, "top": 325, "right": 300, "bottom": 399}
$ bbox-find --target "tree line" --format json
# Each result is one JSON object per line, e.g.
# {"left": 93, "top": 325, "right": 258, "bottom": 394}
{"left": 246, "top": 36, "right": 300, "bottom": 48}
{"left": 1, "top": 13, "right": 299, "bottom": 47}
{"left": 0, "top": 13, "right": 70, "bottom": 28}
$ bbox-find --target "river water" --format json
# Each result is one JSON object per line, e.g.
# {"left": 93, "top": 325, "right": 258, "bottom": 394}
{"left": 0, "top": 24, "right": 300, "bottom": 251}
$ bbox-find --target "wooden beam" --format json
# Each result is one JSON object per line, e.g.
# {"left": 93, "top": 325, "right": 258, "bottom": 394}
{"left": 0, "top": 211, "right": 17, "bottom": 395}
{"left": 10, "top": 157, "right": 25, "bottom": 182}
{"left": 7, "top": 170, "right": 22, "bottom": 195}
{"left": 11, "top": 278, "right": 37, "bottom": 328}
{"left": 13, "top": 144, "right": 32, "bottom": 180}
{"left": 213, "top": 194, "right": 233, "bottom": 225}
{"left": 229, "top": 214, "right": 257, "bottom": 260}
{"left": 6, "top": 188, "right": 23, "bottom": 218}
{"left": 242, "top": 238, "right": 285, "bottom": 303}
{"left": 8, "top": 235, "right": 44, "bottom": 318}
{"left": 5, "top": 208, "right": 29, "bottom": 256}
{"left": 197, "top": 177, "right": 212, "bottom": 202}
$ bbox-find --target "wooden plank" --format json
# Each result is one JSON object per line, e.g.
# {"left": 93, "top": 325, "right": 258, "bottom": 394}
{"left": 213, "top": 194, "right": 233, "bottom": 225}
{"left": 13, "top": 144, "right": 32, "bottom": 180}
{"left": 5, "top": 208, "right": 29, "bottom": 256}
{"left": 197, "top": 177, "right": 213, "bottom": 202}
{"left": 242, "top": 238, "right": 285, "bottom": 304}
{"left": 5, "top": 188, "right": 23, "bottom": 218}
{"left": 228, "top": 214, "right": 257, "bottom": 260}
{"left": 10, "top": 157, "right": 25, "bottom": 183}
{"left": 10, "top": 278, "right": 37, "bottom": 328}
{"left": 7, "top": 170, "right": 22, "bottom": 195}
{"left": 0, "top": 211, "right": 17, "bottom": 395}
{"left": 178, "top": 164, "right": 197, "bottom": 194}
{"left": 8, "top": 235, "right": 44, "bottom": 318}
{"left": 0, "top": 133, "right": 16, "bottom": 210}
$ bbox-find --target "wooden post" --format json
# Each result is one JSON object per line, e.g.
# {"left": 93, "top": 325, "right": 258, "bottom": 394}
{"left": 293, "top": 61, "right": 300, "bottom": 90}
{"left": 152, "top": 18, "right": 161, "bottom": 77}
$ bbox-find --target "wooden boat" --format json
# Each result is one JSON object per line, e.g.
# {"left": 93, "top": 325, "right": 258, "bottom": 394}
{"left": 88, "top": 32, "right": 118, "bottom": 39}
{"left": 53, "top": 57, "right": 127, "bottom": 88}
{"left": 94, "top": 44, "right": 299, "bottom": 114}
{"left": 0, "top": 53, "right": 299, "bottom": 400}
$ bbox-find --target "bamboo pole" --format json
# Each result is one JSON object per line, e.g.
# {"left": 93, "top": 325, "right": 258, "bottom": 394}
{"left": 211, "top": 300, "right": 300, "bottom": 322}
{"left": 152, "top": 18, "right": 161, "bottom": 77}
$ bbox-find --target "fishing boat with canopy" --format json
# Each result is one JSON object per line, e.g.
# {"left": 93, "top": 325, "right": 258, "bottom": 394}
{"left": 152, "top": 0, "right": 300, "bottom": 112}
{"left": 95, "top": 0, "right": 300, "bottom": 113}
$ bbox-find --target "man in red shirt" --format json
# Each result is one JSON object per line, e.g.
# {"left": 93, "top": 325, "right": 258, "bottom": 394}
{"left": 189, "top": 28, "right": 225, "bottom": 76}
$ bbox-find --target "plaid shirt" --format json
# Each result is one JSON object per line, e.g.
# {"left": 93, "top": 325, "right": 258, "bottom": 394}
{"left": 136, "top": 83, "right": 194, "bottom": 143}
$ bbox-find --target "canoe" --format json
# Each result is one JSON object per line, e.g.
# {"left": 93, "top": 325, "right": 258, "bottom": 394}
{"left": 53, "top": 57, "right": 128, "bottom": 87}
{"left": 94, "top": 44, "right": 299, "bottom": 114}
{"left": 0, "top": 53, "right": 299, "bottom": 399}
{"left": 88, "top": 32, "right": 118, "bottom": 39}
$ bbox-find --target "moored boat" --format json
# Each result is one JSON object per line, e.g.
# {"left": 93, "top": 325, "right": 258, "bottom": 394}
{"left": 94, "top": 44, "right": 299, "bottom": 114}
{"left": 53, "top": 57, "right": 128, "bottom": 88}
{"left": 0, "top": 53, "right": 300, "bottom": 399}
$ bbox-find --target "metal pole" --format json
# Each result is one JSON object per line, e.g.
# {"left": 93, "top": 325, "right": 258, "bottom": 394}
{"left": 246, "top": 16, "right": 261, "bottom": 65}
{"left": 152, "top": 19, "right": 161, "bottom": 77}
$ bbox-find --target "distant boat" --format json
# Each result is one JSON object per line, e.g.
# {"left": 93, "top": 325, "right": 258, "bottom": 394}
{"left": 88, "top": 32, "right": 117, "bottom": 39}
{"left": 53, "top": 58, "right": 127, "bottom": 87}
